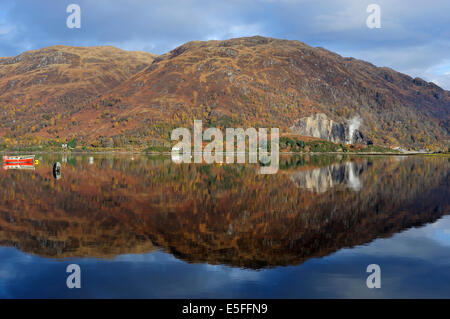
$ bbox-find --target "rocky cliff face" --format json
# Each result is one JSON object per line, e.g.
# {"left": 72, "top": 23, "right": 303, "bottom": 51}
{"left": 289, "top": 113, "right": 371, "bottom": 144}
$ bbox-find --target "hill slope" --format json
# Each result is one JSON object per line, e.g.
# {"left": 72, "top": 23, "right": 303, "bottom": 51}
{"left": 0, "top": 37, "right": 448, "bottom": 150}
{"left": 0, "top": 45, "right": 156, "bottom": 141}
{"left": 84, "top": 36, "right": 450, "bottom": 149}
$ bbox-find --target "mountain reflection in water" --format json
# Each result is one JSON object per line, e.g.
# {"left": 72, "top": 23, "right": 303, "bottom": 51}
{"left": 0, "top": 154, "right": 448, "bottom": 270}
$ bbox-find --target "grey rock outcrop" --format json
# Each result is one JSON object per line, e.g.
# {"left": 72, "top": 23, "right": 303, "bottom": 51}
{"left": 289, "top": 113, "right": 372, "bottom": 145}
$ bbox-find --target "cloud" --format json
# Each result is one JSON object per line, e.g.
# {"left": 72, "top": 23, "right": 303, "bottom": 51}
{"left": 0, "top": 0, "right": 448, "bottom": 89}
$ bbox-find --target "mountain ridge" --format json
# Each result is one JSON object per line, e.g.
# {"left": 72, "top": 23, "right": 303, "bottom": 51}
{"left": 0, "top": 36, "right": 448, "bottom": 150}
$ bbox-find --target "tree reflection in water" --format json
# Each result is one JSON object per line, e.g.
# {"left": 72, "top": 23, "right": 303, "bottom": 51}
{"left": 0, "top": 154, "right": 448, "bottom": 269}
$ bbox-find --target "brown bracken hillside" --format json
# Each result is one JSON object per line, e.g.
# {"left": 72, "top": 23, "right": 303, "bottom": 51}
{"left": 0, "top": 36, "right": 448, "bottom": 149}
{"left": 0, "top": 45, "right": 155, "bottom": 144}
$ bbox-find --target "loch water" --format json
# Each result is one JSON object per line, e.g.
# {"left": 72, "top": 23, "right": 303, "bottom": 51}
{"left": 0, "top": 154, "right": 448, "bottom": 298}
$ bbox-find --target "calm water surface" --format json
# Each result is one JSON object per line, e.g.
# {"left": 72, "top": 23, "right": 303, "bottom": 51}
{"left": 0, "top": 154, "right": 448, "bottom": 298}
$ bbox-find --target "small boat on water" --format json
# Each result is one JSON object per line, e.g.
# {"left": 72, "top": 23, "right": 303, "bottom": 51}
{"left": 3, "top": 155, "right": 35, "bottom": 164}
{"left": 3, "top": 164, "right": 35, "bottom": 170}
{"left": 2, "top": 155, "right": 37, "bottom": 171}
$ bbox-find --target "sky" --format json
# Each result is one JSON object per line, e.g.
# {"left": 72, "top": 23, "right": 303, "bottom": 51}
{"left": 0, "top": 0, "right": 449, "bottom": 89}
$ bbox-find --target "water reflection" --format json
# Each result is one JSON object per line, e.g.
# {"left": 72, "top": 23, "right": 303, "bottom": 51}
{"left": 0, "top": 154, "right": 447, "bottom": 270}
{"left": 289, "top": 160, "right": 365, "bottom": 193}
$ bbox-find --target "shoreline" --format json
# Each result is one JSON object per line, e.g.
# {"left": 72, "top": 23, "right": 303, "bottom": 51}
{"left": 1, "top": 150, "right": 447, "bottom": 156}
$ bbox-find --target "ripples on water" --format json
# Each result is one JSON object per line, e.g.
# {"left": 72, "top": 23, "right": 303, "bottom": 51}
{"left": 0, "top": 154, "right": 448, "bottom": 298}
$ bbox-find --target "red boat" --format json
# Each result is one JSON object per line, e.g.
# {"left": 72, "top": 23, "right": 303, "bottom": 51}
{"left": 3, "top": 155, "right": 35, "bottom": 165}
{"left": 3, "top": 163, "right": 35, "bottom": 170}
